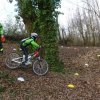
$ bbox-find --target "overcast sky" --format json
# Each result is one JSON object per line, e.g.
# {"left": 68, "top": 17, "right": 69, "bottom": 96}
{"left": 0, "top": 0, "right": 17, "bottom": 24}
{"left": 58, "top": 0, "right": 83, "bottom": 27}
{"left": 0, "top": 0, "right": 83, "bottom": 26}
{"left": 0, "top": 0, "right": 99, "bottom": 27}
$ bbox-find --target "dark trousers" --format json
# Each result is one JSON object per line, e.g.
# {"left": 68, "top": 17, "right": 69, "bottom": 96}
{"left": 0, "top": 41, "right": 3, "bottom": 52}
{"left": 20, "top": 45, "right": 28, "bottom": 62}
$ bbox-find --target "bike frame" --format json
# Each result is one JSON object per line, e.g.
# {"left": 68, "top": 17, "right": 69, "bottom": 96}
{"left": 11, "top": 52, "right": 40, "bottom": 64}
{"left": 12, "top": 57, "right": 23, "bottom": 64}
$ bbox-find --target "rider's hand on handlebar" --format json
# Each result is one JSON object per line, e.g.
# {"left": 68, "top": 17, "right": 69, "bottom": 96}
{"left": 34, "top": 50, "right": 39, "bottom": 57}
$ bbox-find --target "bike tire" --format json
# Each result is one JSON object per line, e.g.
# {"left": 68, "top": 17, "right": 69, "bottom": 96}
{"left": 33, "top": 58, "right": 49, "bottom": 76}
{"left": 5, "top": 53, "right": 21, "bottom": 69}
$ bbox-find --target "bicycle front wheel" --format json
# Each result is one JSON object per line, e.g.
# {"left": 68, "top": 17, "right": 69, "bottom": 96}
{"left": 5, "top": 53, "right": 21, "bottom": 69}
{"left": 33, "top": 58, "right": 49, "bottom": 76}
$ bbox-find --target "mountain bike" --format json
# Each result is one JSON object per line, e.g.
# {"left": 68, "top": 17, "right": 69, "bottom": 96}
{"left": 5, "top": 48, "right": 49, "bottom": 76}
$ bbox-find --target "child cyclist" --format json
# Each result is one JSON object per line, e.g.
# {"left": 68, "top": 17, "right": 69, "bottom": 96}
{"left": 0, "top": 23, "right": 5, "bottom": 54}
{"left": 20, "top": 33, "right": 41, "bottom": 65}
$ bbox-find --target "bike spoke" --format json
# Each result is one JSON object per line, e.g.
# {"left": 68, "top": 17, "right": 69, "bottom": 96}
{"left": 5, "top": 53, "right": 21, "bottom": 69}
{"left": 33, "top": 59, "right": 48, "bottom": 75}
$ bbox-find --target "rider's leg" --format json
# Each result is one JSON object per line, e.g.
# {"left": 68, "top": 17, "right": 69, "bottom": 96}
{"left": 20, "top": 45, "right": 28, "bottom": 63}
{"left": 0, "top": 41, "right": 3, "bottom": 54}
{"left": 24, "top": 48, "right": 28, "bottom": 62}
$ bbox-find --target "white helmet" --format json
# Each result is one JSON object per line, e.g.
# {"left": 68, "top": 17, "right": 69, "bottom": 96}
{"left": 31, "top": 33, "right": 38, "bottom": 38}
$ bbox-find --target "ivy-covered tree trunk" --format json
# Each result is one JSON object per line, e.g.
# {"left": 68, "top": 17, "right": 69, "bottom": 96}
{"left": 15, "top": 0, "right": 37, "bottom": 33}
{"left": 15, "top": 0, "right": 64, "bottom": 72}
{"left": 36, "top": 0, "right": 64, "bottom": 72}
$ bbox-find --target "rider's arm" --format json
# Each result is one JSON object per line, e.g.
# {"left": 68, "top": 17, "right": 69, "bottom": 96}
{"left": 31, "top": 40, "right": 40, "bottom": 50}
{"left": 31, "top": 40, "right": 41, "bottom": 57}
{"left": 0, "top": 27, "right": 4, "bottom": 35}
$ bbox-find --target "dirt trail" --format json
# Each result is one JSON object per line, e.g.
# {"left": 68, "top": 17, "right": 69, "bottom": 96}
{"left": 0, "top": 44, "right": 100, "bottom": 100}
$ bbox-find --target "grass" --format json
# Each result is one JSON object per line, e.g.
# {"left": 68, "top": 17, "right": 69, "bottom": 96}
{"left": 0, "top": 71, "right": 16, "bottom": 94}
{"left": 0, "top": 86, "right": 6, "bottom": 93}
{"left": 0, "top": 71, "right": 9, "bottom": 79}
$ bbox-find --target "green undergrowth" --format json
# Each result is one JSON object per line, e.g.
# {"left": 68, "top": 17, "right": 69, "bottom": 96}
{"left": 0, "top": 71, "right": 16, "bottom": 93}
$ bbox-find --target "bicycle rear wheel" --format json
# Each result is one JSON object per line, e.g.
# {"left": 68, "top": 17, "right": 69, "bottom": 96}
{"left": 33, "top": 58, "right": 49, "bottom": 76}
{"left": 5, "top": 53, "right": 21, "bottom": 69}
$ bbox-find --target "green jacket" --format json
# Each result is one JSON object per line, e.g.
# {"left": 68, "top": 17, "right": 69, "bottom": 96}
{"left": 21, "top": 37, "right": 40, "bottom": 50}
{"left": 0, "top": 26, "right": 4, "bottom": 36}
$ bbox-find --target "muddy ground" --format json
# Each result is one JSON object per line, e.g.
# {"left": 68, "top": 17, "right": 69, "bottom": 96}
{"left": 0, "top": 43, "right": 100, "bottom": 100}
